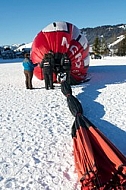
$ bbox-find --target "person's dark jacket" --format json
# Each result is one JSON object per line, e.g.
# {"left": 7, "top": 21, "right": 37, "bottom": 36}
{"left": 40, "top": 54, "right": 54, "bottom": 73}
{"left": 61, "top": 55, "right": 71, "bottom": 71}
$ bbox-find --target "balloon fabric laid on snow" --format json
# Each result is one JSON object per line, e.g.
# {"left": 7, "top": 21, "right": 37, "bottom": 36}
{"left": 61, "top": 81, "right": 126, "bottom": 190}
{"left": 31, "top": 21, "right": 90, "bottom": 84}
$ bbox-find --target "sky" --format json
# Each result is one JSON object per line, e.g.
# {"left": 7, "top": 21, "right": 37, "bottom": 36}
{"left": 0, "top": 56, "right": 126, "bottom": 189}
{"left": 0, "top": 0, "right": 126, "bottom": 46}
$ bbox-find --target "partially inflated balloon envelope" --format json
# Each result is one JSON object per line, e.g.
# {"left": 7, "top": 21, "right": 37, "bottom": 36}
{"left": 31, "top": 21, "right": 90, "bottom": 84}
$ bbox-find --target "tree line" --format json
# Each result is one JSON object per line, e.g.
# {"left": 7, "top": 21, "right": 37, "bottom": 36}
{"left": 92, "top": 35, "right": 126, "bottom": 56}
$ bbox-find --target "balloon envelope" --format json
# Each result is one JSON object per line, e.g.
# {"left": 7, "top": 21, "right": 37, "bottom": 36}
{"left": 31, "top": 21, "right": 90, "bottom": 83}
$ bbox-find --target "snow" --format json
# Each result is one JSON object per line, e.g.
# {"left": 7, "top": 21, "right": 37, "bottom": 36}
{"left": 108, "top": 35, "right": 125, "bottom": 48}
{"left": 0, "top": 56, "right": 126, "bottom": 190}
{"left": 15, "top": 42, "right": 32, "bottom": 51}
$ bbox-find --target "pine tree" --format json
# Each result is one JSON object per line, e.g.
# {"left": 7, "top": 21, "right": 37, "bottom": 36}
{"left": 92, "top": 37, "right": 109, "bottom": 56}
{"left": 100, "top": 37, "right": 109, "bottom": 56}
{"left": 92, "top": 37, "right": 101, "bottom": 54}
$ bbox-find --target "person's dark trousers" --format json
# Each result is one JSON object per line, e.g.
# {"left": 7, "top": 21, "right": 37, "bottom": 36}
{"left": 49, "top": 73, "right": 53, "bottom": 89}
{"left": 24, "top": 70, "right": 33, "bottom": 89}
{"left": 44, "top": 73, "right": 50, "bottom": 89}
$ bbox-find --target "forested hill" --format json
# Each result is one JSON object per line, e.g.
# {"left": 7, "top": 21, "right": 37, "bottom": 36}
{"left": 81, "top": 24, "right": 126, "bottom": 45}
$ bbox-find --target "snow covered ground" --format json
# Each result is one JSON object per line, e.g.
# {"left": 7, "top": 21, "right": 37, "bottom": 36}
{"left": 0, "top": 56, "right": 126, "bottom": 190}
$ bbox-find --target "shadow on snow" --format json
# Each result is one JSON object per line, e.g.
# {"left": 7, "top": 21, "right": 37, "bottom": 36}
{"left": 75, "top": 65, "right": 126, "bottom": 155}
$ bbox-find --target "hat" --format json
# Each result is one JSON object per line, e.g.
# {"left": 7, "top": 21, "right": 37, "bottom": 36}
{"left": 24, "top": 53, "right": 30, "bottom": 58}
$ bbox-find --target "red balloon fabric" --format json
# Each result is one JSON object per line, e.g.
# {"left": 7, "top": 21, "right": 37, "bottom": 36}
{"left": 30, "top": 21, "right": 89, "bottom": 82}
{"left": 73, "top": 115, "right": 126, "bottom": 189}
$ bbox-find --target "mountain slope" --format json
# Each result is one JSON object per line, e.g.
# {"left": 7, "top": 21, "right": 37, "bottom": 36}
{"left": 81, "top": 23, "right": 126, "bottom": 45}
